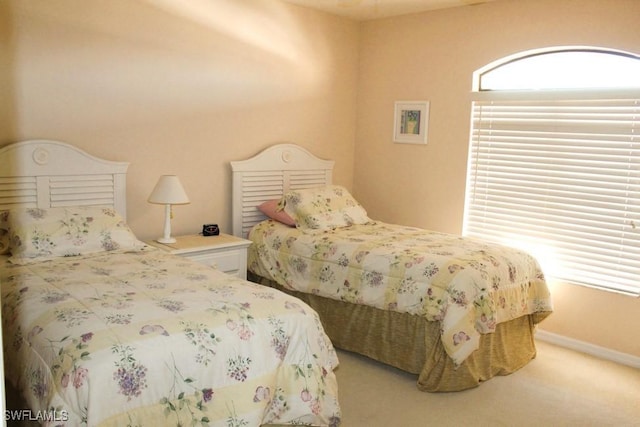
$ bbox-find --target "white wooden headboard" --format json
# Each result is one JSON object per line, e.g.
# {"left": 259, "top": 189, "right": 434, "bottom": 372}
{"left": 0, "top": 140, "right": 130, "bottom": 219}
{"left": 230, "top": 144, "right": 334, "bottom": 237}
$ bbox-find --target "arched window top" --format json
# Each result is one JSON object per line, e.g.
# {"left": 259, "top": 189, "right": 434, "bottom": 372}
{"left": 475, "top": 47, "right": 640, "bottom": 91}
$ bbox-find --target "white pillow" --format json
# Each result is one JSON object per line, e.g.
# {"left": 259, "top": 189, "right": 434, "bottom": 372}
{"left": 7, "top": 206, "right": 145, "bottom": 264}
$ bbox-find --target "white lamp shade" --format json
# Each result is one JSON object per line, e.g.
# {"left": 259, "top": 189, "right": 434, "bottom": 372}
{"left": 148, "top": 175, "right": 190, "bottom": 205}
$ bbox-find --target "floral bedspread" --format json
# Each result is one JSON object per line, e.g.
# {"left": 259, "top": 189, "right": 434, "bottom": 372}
{"left": 248, "top": 220, "right": 552, "bottom": 366}
{"left": 1, "top": 248, "right": 340, "bottom": 426}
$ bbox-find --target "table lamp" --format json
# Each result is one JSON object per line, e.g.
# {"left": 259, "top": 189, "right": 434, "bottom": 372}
{"left": 148, "top": 175, "right": 190, "bottom": 243}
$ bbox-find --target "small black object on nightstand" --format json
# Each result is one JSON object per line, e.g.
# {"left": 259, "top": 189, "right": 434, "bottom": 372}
{"left": 202, "top": 224, "right": 220, "bottom": 236}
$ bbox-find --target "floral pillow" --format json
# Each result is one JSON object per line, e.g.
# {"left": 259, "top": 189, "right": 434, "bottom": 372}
{"left": 280, "top": 185, "right": 371, "bottom": 233}
{"left": 7, "top": 206, "right": 145, "bottom": 265}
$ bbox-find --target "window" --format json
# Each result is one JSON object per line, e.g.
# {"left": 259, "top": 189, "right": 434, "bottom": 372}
{"left": 464, "top": 47, "right": 640, "bottom": 296}
{"left": 476, "top": 49, "right": 640, "bottom": 91}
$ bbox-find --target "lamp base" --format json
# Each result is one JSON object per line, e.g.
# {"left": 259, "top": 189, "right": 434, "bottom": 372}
{"left": 156, "top": 237, "right": 176, "bottom": 244}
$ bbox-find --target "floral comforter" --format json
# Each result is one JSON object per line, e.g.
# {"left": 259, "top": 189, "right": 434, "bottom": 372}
{"left": 1, "top": 248, "right": 340, "bottom": 426}
{"left": 248, "top": 220, "right": 552, "bottom": 366}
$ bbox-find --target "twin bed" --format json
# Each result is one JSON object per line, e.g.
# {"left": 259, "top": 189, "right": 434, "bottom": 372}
{"left": 1, "top": 139, "right": 553, "bottom": 426}
{"left": 231, "top": 144, "right": 553, "bottom": 393}
{"left": 0, "top": 140, "right": 340, "bottom": 426}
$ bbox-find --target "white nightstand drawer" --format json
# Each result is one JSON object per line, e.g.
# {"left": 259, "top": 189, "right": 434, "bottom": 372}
{"left": 185, "top": 249, "right": 244, "bottom": 275}
{"left": 145, "top": 233, "right": 252, "bottom": 279}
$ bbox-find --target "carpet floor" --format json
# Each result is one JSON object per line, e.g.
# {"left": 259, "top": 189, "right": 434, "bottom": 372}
{"left": 333, "top": 340, "right": 640, "bottom": 427}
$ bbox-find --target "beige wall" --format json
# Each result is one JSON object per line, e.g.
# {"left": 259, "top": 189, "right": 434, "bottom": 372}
{"left": 0, "top": 0, "right": 359, "bottom": 239}
{"left": 0, "top": 1, "right": 17, "bottom": 140}
{"left": 354, "top": 0, "right": 640, "bottom": 357}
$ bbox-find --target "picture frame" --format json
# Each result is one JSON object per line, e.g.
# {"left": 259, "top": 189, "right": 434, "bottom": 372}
{"left": 393, "top": 101, "right": 429, "bottom": 144}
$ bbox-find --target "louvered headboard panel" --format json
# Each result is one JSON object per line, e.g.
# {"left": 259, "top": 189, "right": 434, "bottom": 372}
{"left": 0, "top": 140, "right": 129, "bottom": 219}
{"left": 230, "top": 144, "right": 334, "bottom": 237}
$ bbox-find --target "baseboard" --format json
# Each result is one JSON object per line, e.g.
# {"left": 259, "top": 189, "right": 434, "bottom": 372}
{"left": 535, "top": 329, "right": 640, "bottom": 369}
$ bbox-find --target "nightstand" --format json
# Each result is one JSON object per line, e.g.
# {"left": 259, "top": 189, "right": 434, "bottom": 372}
{"left": 146, "top": 233, "right": 252, "bottom": 279}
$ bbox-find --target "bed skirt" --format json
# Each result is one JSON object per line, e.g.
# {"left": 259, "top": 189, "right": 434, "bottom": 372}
{"left": 249, "top": 271, "right": 541, "bottom": 392}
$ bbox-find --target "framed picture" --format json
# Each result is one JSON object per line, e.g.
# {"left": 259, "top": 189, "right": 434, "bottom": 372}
{"left": 393, "top": 101, "right": 429, "bottom": 144}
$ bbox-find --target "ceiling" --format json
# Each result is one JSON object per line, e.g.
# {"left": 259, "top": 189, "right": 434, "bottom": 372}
{"left": 282, "top": 0, "right": 497, "bottom": 21}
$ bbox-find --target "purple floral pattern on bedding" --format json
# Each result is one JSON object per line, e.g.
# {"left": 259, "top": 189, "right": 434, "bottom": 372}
{"left": 1, "top": 249, "right": 340, "bottom": 426}
{"left": 249, "top": 220, "right": 553, "bottom": 365}
{"left": 112, "top": 344, "right": 148, "bottom": 400}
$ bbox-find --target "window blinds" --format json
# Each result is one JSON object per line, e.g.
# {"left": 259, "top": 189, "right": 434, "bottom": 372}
{"left": 464, "top": 98, "right": 640, "bottom": 296}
